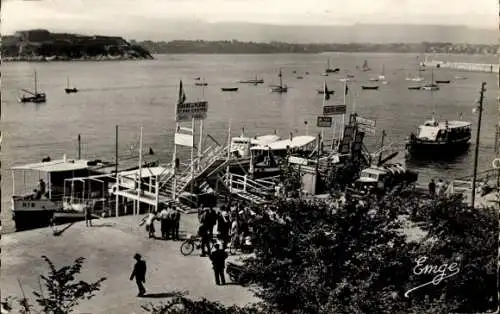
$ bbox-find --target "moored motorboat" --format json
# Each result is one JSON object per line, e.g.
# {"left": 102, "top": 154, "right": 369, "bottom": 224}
{"left": 221, "top": 87, "right": 239, "bottom": 92}
{"left": 361, "top": 85, "right": 379, "bottom": 90}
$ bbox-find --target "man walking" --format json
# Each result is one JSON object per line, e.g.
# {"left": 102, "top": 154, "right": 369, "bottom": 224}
{"left": 84, "top": 201, "right": 93, "bottom": 227}
{"left": 209, "top": 243, "right": 228, "bottom": 285}
{"left": 428, "top": 179, "right": 436, "bottom": 197}
{"left": 130, "top": 253, "right": 147, "bottom": 297}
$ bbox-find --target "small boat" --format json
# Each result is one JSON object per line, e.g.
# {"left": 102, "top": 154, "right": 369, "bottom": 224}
{"left": 346, "top": 74, "right": 355, "bottom": 78}
{"left": 454, "top": 75, "right": 467, "bottom": 80}
{"left": 64, "top": 77, "right": 78, "bottom": 94}
{"left": 221, "top": 87, "right": 239, "bottom": 92}
{"left": 422, "top": 69, "right": 440, "bottom": 91}
{"left": 292, "top": 70, "right": 297, "bottom": 74}
{"left": 270, "top": 68, "right": 288, "bottom": 93}
{"left": 408, "top": 86, "right": 421, "bottom": 90}
{"left": 19, "top": 71, "right": 47, "bottom": 103}
{"left": 435, "top": 80, "right": 450, "bottom": 84}
{"left": 238, "top": 76, "right": 264, "bottom": 84}
{"left": 317, "top": 88, "right": 335, "bottom": 95}
{"left": 405, "top": 56, "right": 424, "bottom": 81}
{"left": 369, "top": 78, "right": 379, "bottom": 82}
{"left": 361, "top": 85, "right": 379, "bottom": 90}
{"left": 305, "top": 72, "right": 310, "bottom": 75}
{"left": 296, "top": 76, "right": 303, "bottom": 79}
{"left": 361, "top": 60, "right": 371, "bottom": 72}
{"left": 325, "top": 58, "right": 340, "bottom": 73}
{"left": 378, "top": 65, "right": 386, "bottom": 80}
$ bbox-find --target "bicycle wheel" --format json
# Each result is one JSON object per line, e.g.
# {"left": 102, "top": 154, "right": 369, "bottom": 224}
{"left": 180, "top": 240, "right": 195, "bottom": 256}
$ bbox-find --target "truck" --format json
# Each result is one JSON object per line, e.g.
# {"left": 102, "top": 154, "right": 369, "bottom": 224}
{"left": 353, "top": 163, "right": 418, "bottom": 195}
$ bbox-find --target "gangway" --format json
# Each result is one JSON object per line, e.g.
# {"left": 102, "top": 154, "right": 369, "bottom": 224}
{"left": 223, "top": 173, "right": 275, "bottom": 205}
{"left": 158, "top": 144, "right": 229, "bottom": 198}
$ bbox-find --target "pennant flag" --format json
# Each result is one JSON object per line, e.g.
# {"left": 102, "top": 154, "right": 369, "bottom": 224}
{"left": 178, "top": 80, "right": 187, "bottom": 105}
{"left": 344, "top": 84, "right": 349, "bottom": 96}
{"left": 324, "top": 81, "right": 330, "bottom": 101}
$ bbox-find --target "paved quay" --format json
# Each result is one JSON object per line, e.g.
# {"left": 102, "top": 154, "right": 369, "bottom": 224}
{"left": 1, "top": 214, "right": 259, "bottom": 314}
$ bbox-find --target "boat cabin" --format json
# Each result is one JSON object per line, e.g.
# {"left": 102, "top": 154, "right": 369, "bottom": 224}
{"left": 230, "top": 134, "right": 281, "bottom": 158}
{"left": 415, "top": 120, "right": 472, "bottom": 142}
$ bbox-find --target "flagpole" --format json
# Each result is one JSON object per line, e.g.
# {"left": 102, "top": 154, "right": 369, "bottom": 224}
{"left": 173, "top": 80, "right": 183, "bottom": 201}
{"left": 137, "top": 126, "right": 143, "bottom": 215}
{"left": 341, "top": 81, "right": 347, "bottom": 143}
{"left": 321, "top": 81, "right": 326, "bottom": 149}
{"left": 191, "top": 117, "right": 195, "bottom": 194}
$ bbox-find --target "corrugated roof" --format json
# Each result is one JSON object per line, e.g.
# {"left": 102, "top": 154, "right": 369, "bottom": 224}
{"left": 11, "top": 159, "right": 91, "bottom": 172}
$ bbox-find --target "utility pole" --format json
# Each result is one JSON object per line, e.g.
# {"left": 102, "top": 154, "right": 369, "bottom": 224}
{"left": 471, "top": 82, "right": 486, "bottom": 208}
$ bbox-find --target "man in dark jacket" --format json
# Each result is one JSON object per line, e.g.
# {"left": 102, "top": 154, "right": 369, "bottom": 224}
{"left": 130, "top": 253, "right": 147, "bottom": 296}
{"left": 209, "top": 243, "right": 228, "bottom": 285}
{"left": 171, "top": 208, "right": 181, "bottom": 240}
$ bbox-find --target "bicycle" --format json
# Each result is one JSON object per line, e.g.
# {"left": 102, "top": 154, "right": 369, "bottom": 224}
{"left": 180, "top": 234, "right": 217, "bottom": 256}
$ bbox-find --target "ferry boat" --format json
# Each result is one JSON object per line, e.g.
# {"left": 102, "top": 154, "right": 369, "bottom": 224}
{"left": 19, "top": 71, "right": 46, "bottom": 103}
{"left": 10, "top": 156, "right": 108, "bottom": 231}
{"left": 406, "top": 117, "right": 472, "bottom": 156}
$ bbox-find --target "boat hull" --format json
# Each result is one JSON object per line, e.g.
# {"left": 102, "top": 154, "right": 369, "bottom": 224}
{"left": 406, "top": 138, "right": 470, "bottom": 158}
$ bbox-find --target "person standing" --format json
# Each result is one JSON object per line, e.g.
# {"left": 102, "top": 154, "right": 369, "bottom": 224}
{"left": 172, "top": 207, "right": 181, "bottom": 241}
{"left": 159, "top": 206, "right": 169, "bottom": 240}
{"left": 130, "top": 253, "right": 147, "bottom": 297}
{"left": 209, "top": 243, "right": 228, "bottom": 285}
{"left": 39, "top": 179, "right": 46, "bottom": 197}
{"left": 140, "top": 212, "right": 156, "bottom": 238}
{"left": 165, "top": 205, "right": 175, "bottom": 240}
{"left": 217, "top": 211, "right": 230, "bottom": 249}
{"left": 428, "top": 179, "right": 436, "bottom": 197}
{"left": 84, "top": 201, "right": 93, "bottom": 227}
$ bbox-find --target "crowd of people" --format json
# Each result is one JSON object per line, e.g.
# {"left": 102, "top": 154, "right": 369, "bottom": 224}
{"left": 139, "top": 204, "right": 181, "bottom": 240}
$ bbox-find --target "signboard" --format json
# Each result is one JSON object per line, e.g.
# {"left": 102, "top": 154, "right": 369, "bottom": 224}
{"left": 358, "top": 124, "right": 376, "bottom": 135}
{"left": 323, "top": 105, "right": 346, "bottom": 116}
{"left": 356, "top": 116, "right": 376, "bottom": 127}
{"left": 174, "top": 132, "right": 194, "bottom": 147}
{"left": 288, "top": 156, "right": 309, "bottom": 166}
{"left": 317, "top": 116, "right": 333, "bottom": 128}
{"left": 176, "top": 101, "right": 208, "bottom": 122}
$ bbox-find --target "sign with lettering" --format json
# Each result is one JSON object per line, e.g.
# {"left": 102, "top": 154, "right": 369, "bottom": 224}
{"left": 323, "top": 105, "right": 346, "bottom": 116}
{"left": 317, "top": 116, "right": 333, "bottom": 128}
{"left": 356, "top": 116, "right": 376, "bottom": 127}
{"left": 176, "top": 101, "right": 208, "bottom": 121}
{"left": 288, "top": 156, "right": 309, "bottom": 166}
{"left": 358, "top": 124, "right": 376, "bottom": 135}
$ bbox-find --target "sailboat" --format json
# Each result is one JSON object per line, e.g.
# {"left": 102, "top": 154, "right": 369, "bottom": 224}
{"left": 64, "top": 77, "right": 78, "bottom": 94}
{"left": 325, "top": 58, "right": 340, "bottom": 73}
{"left": 270, "top": 68, "right": 288, "bottom": 93}
{"left": 361, "top": 60, "right": 371, "bottom": 72}
{"left": 19, "top": 71, "right": 46, "bottom": 103}
{"left": 405, "top": 56, "right": 424, "bottom": 81}
{"left": 238, "top": 75, "right": 264, "bottom": 84}
{"left": 422, "top": 69, "right": 439, "bottom": 91}
{"left": 195, "top": 77, "right": 208, "bottom": 86}
{"left": 378, "top": 65, "right": 386, "bottom": 80}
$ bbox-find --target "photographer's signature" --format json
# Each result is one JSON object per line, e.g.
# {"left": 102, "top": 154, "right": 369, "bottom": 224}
{"left": 404, "top": 256, "right": 460, "bottom": 298}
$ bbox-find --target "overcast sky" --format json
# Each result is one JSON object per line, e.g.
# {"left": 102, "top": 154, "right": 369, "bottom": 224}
{"left": 2, "top": 0, "right": 498, "bottom": 36}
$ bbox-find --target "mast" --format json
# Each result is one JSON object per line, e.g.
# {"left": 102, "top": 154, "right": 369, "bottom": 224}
{"left": 471, "top": 82, "right": 486, "bottom": 208}
{"left": 34, "top": 71, "right": 38, "bottom": 94}
{"left": 279, "top": 68, "right": 283, "bottom": 89}
{"left": 137, "top": 126, "right": 143, "bottom": 215}
{"left": 327, "top": 58, "right": 330, "bottom": 70}
{"left": 67, "top": 77, "right": 69, "bottom": 89}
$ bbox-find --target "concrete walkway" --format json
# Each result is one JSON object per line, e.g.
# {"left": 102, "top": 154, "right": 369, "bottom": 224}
{"left": 1, "top": 214, "right": 258, "bottom": 314}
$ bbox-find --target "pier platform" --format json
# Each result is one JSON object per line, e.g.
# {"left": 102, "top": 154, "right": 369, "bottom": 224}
{"left": 425, "top": 60, "right": 499, "bottom": 73}
{"left": 1, "top": 214, "right": 258, "bottom": 314}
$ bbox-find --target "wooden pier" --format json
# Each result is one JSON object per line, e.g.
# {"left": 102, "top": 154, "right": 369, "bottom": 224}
{"left": 425, "top": 60, "right": 500, "bottom": 73}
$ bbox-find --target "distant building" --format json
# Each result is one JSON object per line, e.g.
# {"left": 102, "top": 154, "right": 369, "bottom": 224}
{"left": 14, "top": 29, "right": 51, "bottom": 42}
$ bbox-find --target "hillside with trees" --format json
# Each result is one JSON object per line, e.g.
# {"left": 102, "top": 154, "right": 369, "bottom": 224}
{"left": 2, "top": 29, "right": 154, "bottom": 61}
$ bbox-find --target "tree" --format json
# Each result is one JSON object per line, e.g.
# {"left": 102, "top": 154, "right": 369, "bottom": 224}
{"left": 3, "top": 256, "right": 106, "bottom": 314}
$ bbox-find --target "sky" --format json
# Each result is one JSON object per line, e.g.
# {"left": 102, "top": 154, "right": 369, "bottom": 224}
{"left": 2, "top": 0, "right": 498, "bottom": 36}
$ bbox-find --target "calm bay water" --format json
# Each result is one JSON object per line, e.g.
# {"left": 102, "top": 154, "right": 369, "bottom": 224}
{"left": 1, "top": 53, "right": 498, "bottom": 233}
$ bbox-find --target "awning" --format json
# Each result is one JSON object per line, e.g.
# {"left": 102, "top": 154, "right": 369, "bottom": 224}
{"left": 251, "top": 135, "right": 316, "bottom": 151}
{"left": 11, "top": 159, "right": 90, "bottom": 173}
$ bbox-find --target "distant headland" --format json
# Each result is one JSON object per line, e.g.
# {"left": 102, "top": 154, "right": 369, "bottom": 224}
{"left": 135, "top": 40, "right": 499, "bottom": 55}
{"left": 1, "top": 29, "right": 154, "bottom": 62}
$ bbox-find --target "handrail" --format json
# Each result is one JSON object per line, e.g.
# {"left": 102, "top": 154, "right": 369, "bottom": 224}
{"left": 225, "top": 173, "right": 275, "bottom": 195}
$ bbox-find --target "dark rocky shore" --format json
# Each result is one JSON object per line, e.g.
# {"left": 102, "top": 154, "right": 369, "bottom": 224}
{"left": 2, "top": 29, "right": 154, "bottom": 62}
